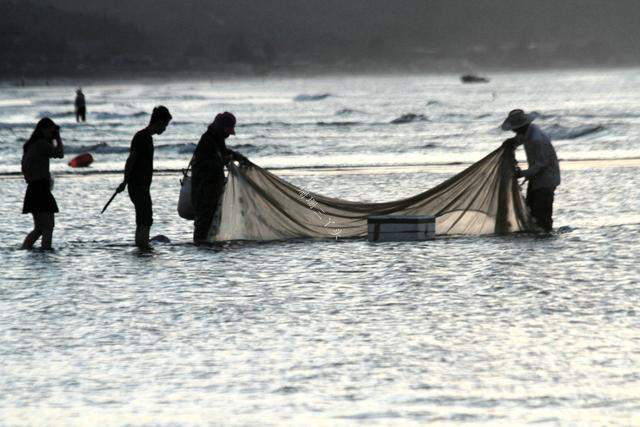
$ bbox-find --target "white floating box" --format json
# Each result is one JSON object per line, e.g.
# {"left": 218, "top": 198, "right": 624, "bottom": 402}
{"left": 367, "top": 215, "right": 436, "bottom": 242}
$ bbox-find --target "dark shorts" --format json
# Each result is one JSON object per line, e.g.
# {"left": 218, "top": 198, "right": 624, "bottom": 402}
{"left": 526, "top": 186, "right": 555, "bottom": 232}
{"left": 23, "top": 179, "right": 59, "bottom": 214}
{"left": 128, "top": 185, "right": 153, "bottom": 227}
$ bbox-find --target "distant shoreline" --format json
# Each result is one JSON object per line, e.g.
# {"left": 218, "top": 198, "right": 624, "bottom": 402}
{"left": 2, "top": 62, "right": 640, "bottom": 87}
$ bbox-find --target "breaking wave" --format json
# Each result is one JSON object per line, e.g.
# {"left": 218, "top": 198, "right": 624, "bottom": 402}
{"left": 0, "top": 122, "right": 35, "bottom": 129}
{"left": 391, "top": 113, "right": 428, "bottom": 124}
{"left": 63, "top": 141, "right": 288, "bottom": 156}
{"left": 231, "top": 143, "right": 259, "bottom": 151}
{"left": 65, "top": 142, "right": 199, "bottom": 155}
{"left": 546, "top": 124, "right": 605, "bottom": 140}
{"left": 294, "top": 93, "right": 332, "bottom": 102}
{"left": 65, "top": 142, "right": 129, "bottom": 154}
{"left": 36, "top": 110, "right": 148, "bottom": 121}
{"left": 170, "top": 121, "right": 199, "bottom": 126}
{"left": 94, "top": 111, "right": 147, "bottom": 120}
{"left": 316, "top": 121, "right": 361, "bottom": 127}
{"left": 157, "top": 94, "right": 208, "bottom": 101}
{"left": 37, "top": 110, "right": 74, "bottom": 119}
{"left": 230, "top": 143, "right": 293, "bottom": 155}
{"left": 167, "top": 143, "right": 197, "bottom": 154}
{"left": 35, "top": 100, "right": 73, "bottom": 106}
{"left": 336, "top": 108, "right": 365, "bottom": 116}
{"left": 420, "top": 142, "right": 439, "bottom": 149}
{"left": 238, "top": 121, "right": 293, "bottom": 128}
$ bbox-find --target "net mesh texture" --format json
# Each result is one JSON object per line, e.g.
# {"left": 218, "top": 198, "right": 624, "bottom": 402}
{"left": 209, "top": 144, "right": 537, "bottom": 241}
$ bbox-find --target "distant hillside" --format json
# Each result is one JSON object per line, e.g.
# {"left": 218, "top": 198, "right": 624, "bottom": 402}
{"left": 0, "top": 1, "right": 152, "bottom": 77}
{"left": 3, "top": 0, "right": 640, "bottom": 79}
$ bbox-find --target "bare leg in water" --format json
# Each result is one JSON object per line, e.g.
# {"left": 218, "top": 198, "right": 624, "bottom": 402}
{"left": 135, "top": 225, "right": 151, "bottom": 249}
{"left": 21, "top": 212, "right": 54, "bottom": 250}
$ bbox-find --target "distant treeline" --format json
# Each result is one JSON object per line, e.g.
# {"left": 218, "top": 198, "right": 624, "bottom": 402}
{"left": 0, "top": 1, "right": 150, "bottom": 78}
{"left": 3, "top": 0, "right": 640, "bottom": 79}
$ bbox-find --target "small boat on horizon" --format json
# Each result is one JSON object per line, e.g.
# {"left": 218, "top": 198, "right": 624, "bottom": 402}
{"left": 461, "top": 74, "right": 490, "bottom": 84}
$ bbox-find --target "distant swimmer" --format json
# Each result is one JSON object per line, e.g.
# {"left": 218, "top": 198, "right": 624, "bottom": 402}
{"left": 75, "top": 88, "right": 86, "bottom": 122}
{"left": 191, "top": 112, "right": 249, "bottom": 244}
{"left": 116, "top": 106, "right": 172, "bottom": 249}
{"left": 502, "top": 109, "right": 560, "bottom": 232}
{"left": 20, "top": 118, "right": 64, "bottom": 250}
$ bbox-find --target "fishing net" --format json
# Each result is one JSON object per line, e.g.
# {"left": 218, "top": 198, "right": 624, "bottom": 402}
{"left": 209, "top": 144, "right": 537, "bottom": 241}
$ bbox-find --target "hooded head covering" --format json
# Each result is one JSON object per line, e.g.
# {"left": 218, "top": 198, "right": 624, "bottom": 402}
{"left": 212, "top": 112, "right": 236, "bottom": 135}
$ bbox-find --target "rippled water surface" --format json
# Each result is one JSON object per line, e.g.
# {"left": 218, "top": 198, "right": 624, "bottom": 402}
{"left": 2, "top": 71, "right": 640, "bottom": 425}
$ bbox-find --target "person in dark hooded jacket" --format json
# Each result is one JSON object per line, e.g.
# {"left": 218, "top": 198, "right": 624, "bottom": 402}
{"left": 191, "top": 112, "right": 248, "bottom": 244}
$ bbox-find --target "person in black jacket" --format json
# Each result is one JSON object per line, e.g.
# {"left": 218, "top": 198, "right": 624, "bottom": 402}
{"left": 75, "top": 88, "right": 86, "bottom": 122}
{"left": 191, "top": 112, "right": 248, "bottom": 244}
{"left": 116, "top": 106, "right": 172, "bottom": 248}
{"left": 21, "top": 118, "right": 64, "bottom": 250}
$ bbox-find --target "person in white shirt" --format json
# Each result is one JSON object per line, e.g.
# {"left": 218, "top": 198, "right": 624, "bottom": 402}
{"left": 501, "top": 109, "right": 560, "bottom": 232}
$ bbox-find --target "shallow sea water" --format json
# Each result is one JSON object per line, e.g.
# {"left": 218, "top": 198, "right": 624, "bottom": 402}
{"left": 1, "top": 71, "right": 640, "bottom": 425}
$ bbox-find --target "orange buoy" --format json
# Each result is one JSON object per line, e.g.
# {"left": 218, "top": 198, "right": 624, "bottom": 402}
{"left": 69, "top": 152, "right": 94, "bottom": 168}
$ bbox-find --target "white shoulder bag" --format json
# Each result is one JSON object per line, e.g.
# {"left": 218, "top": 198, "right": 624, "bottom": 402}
{"left": 177, "top": 158, "right": 195, "bottom": 220}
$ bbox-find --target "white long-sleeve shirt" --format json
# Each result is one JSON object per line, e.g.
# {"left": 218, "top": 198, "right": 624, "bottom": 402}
{"left": 519, "top": 124, "right": 561, "bottom": 190}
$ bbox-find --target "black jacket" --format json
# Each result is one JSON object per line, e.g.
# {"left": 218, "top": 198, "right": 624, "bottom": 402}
{"left": 192, "top": 127, "right": 228, "bottom": 186}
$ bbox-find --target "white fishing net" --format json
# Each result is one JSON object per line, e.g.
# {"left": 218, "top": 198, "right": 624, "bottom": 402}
{"left": 209, "top": 144, "right": 537, "bottom": 241}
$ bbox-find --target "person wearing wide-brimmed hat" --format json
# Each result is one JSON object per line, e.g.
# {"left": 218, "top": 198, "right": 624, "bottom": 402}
{"left": 501, "top": 109, "right": 560, "bottom": 232}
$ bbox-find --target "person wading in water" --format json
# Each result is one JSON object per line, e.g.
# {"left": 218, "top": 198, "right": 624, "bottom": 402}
{"left": 191, "top": 112, "right": 248, "bottom": 244}
{"left": 21, "top": 118, "right": 64, "bottom": 250}
{"left": 75, "top": 88, "right": 86, "bottom": 122}
{"left": 116, "top": 106, "right": 172, "bottom": 249}
{"left": 502, "top": 109, "right": 561, "bottom": 232}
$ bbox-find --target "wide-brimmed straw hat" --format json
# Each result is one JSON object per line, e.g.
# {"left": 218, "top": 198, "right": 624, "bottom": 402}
{"left": 501, "top": 109, "right": 534, "bottom": 131}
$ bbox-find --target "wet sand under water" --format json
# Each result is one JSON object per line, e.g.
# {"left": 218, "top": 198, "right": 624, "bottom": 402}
{"left": 1, "top": 160, "right": 639, "bottom": 426}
